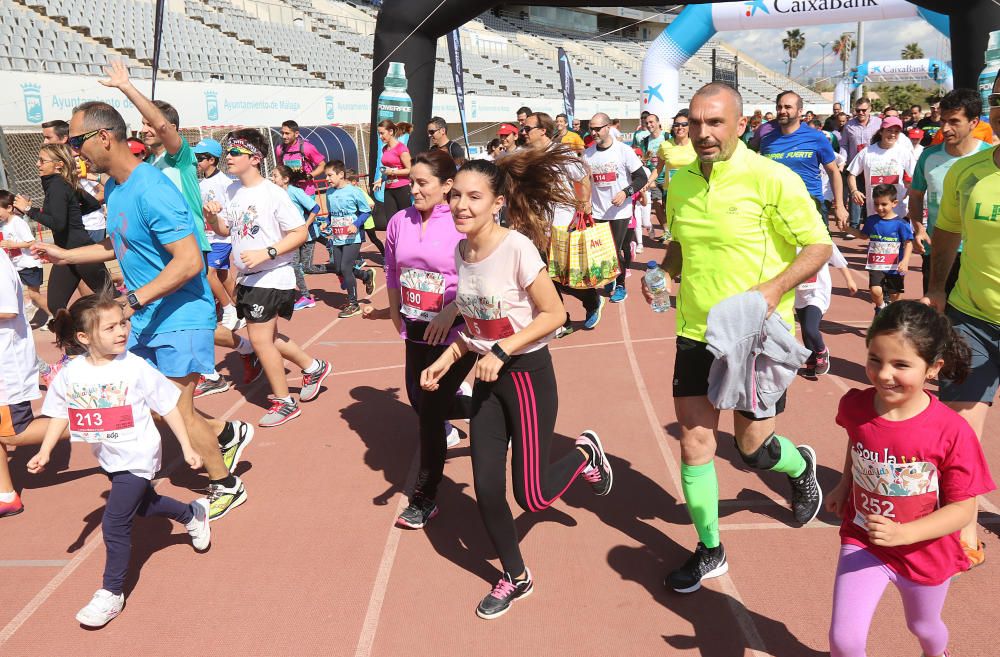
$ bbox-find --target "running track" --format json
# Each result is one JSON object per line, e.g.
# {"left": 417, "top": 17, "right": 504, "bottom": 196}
{"left": 2, "top": 237, "right": 998, "bottom": 656}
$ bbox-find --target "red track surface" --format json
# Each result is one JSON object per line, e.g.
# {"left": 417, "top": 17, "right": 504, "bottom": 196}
{"left": 2, "top": 238, "right": 998, "bottom": 656}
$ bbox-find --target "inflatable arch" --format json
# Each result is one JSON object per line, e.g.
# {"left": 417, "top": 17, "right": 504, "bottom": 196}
{"left": 850, "top": 58, "right": 954, "bottom": 92}
{"left": 370, "top": 0, "right": 995, "bottom": 169}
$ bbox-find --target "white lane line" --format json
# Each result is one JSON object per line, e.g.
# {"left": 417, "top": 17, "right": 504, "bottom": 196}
{"left": 617, "top": 305, "right": 771, "bottom": 657}
{"left": 0, "top": 561, "right": 71, "bottom": 568}
{"left": 720, "top": 522, "right": 836, "bottom": 531}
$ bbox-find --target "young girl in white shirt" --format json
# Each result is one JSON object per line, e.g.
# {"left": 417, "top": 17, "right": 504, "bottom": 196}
{"left": 28, "top": 294, "right": 210, "bottom": 628}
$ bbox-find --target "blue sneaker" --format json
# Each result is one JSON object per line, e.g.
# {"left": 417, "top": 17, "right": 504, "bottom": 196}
{"left": 584, "top": 296, "right": 605, "bottom": 330}
{"left": 603, "top": 282, "right": 615, "bottom": 296}
{"left": 610, "top": 285, "right": 627, "bottom": 303}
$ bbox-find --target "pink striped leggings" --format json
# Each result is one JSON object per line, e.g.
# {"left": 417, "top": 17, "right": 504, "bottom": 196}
{"left": 830, "top": 543, "right": 951, "bottom": 657}
{"left": 470, "top": 347, "right": 588, "bottom": 577}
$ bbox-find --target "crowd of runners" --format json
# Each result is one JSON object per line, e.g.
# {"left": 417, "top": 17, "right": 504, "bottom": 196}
{"left": 1, "top": 61, "right": 999, "bottom": 657}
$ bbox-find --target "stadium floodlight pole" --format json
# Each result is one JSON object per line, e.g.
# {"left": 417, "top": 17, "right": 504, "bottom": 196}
{"left": 817, "top": 41, "right": 830, "bottom": 77}
{"left": 150, "top": 0, "right": 166, "bottom": 99}
{"left": 854, "top": 21, "right": 864, "bottom": 102}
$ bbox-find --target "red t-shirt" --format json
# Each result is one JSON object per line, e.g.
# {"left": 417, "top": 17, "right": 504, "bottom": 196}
{"left": 381, "top": 142, "right": 411, "bottom": 189}
{"left": 836, "top": 388, "right": 995, "bottom": 585}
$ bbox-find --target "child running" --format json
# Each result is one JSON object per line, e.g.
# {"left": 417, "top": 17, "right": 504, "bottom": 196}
{"left": 795, "top": 243, "right": 858, "bottom": 376}
{"left": 421, "top": 152, "right": 613, "bottom": 620}
{"left": 27, "top": 294, "right": 212, "bottom": 627}
{"left": 385, "top": 150, "right": 475, "bottom": 529}
{"left": 270, "top": 165, "right": 320, "bottom": 311}
{"left": 0, "top": 190, "right": 50, "bottom": 326}
{"left": 347, "top": 168, "right": 385, "bottom": 259}
{"left": 203, "top": 130, "right": 332, "bottom": 427}
{"left": 825, "top": 301, "right": 995, "bottom": 657}
{"left": 321, "top": 160, "right": 376, "bottom": 318}
{"left": 846, "top": 184, "right": 914, "bottom": 315}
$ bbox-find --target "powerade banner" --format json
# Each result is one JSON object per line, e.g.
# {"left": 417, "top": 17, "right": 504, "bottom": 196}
{"left": 447, "top": 29, "right": 470, "bottom": 150}
{"left": 558, "top": 48, "right": 576, "bottom": 124}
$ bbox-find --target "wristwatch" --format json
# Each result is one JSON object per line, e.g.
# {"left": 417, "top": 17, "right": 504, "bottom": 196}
{"left": 490, "top": 342, "right": 511, "bottom": 363}
{"left": 267, "top": 246, "right": 278, "bottom": 259}
{"left": 126, "top": 291, "right": 142, "bottom": 310}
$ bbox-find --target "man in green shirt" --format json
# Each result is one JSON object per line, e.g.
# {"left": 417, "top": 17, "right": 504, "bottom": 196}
{"left": 643, "top": 83, "right": 832, "bottom": 594}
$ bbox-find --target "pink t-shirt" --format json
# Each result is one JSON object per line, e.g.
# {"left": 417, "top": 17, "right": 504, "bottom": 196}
{"left": 455, "top": 230, "right": 551, "bottom": 355}
{"left": 381, "top": 142, "right": 411, "bottom": 189}
{"left": 836, "top": 387, "right": 995, "bottom": 585}
{"left": 277, "top": 138, "right": 325, "bottom": 195}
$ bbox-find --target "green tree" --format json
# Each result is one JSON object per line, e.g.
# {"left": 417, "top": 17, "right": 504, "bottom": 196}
{"left": 869, "top": 83, "right": 929, "bottom": 111}
{"left": 782, "top": 29, "right": 806, "bottom": 77}
{"left": 901, "top": 43, "right": 924, "bottom": 60}
{"left": 832, "top": 33, "right": 855, "bottom": 75}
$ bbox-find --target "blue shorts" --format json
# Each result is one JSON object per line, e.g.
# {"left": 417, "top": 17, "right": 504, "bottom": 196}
{"left": 128, "top": 329, "right": 216, "bottom": 379}
{"left": 207, "top": 242, "right": 232, "bottom": 270}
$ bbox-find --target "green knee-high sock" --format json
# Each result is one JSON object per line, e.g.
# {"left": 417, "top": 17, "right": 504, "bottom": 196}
{"left": 770, "top": 435, "right": 806, "bottom": 478}
{"left": 681, "top": 461, "right": 720, "bottom": 549}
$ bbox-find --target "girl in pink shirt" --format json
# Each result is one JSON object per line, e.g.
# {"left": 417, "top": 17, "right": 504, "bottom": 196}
{"left": 421, "top": 150, "right": 615, "bottom": 620}
{"left": 373, "top": 120, "right": 412, "bottom": 221}
{"left": 826, "top": 301, "right": 994, "bottom": 657}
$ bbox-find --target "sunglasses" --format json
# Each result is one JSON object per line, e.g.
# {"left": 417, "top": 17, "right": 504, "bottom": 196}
{"left": 988, "top": 93, "right": 1000, "bottom": 108}
{"left": 427, "top": 127, "right": 442, "bottom": 136}
{"left": 589, "top": 124, "right": 608, "bottom": 131}
{"left": 196, "top": 153, "right": 215, "bottom": 161}
{"left": 227, "top": 148, "right": 254, "bottom": 157}
{"left": 672, "top": 122, "right": 689, "bottom": 128}
{"left": 67, "top": 128, "right": 112, "bottom": 151}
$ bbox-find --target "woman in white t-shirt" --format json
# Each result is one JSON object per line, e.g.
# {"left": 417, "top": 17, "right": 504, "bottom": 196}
{"left": 28, "top": 294, "right": 210, "bottom": 628}
{"left": 420, "top": 151, "right": 614, "bottom": 621}
{"left": 847, "top": 116, "right": 916, "bottom": 218}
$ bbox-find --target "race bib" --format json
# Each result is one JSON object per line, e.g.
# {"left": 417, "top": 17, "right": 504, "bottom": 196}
{"left": 592, "top": 171, "right": 617, "bottom": 187}
{"left": 329, "top": 215, "right": 354, "bottom": 237}
{"left": 857, "top": 144, "right": 866, "bottom": 153}
{"left": 68, "top": 405, "right": 136, "bottom": 444}
{"left": 866, "top": 240, "right": 900, "bottom": 271}
{"left": 457, "top": 293, "right": 515, "bottom": 341}
{"left": 851, "top": 455, "right": 939, "bottom": 529}
{"left": 284, "top": 157, "right": 303, "bottom": 171}
{"left": 461, "top": 315, "right": 515, "bottom": 340}
{"left": 870, "top": 174, "right": 900, "bottom": 186}
{"left": 797, "top": 273, "right": 819, "bottom": 291}
{"left": 400, "top": 267, "right": 445, "bottom": 321}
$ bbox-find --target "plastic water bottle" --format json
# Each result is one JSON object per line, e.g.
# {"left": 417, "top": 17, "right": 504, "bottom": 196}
{"left": 644, "top": 261, "right": 671, "bottom": 313}
{"left": 978, "top": 31, "right": 1000, "bottom": 120}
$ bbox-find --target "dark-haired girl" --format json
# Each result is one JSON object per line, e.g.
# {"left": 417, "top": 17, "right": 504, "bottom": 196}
{"left": 373, "top": 119, "right": 412, "bottom": 219}
{"left": 386, "top": 150, "right": 474, "bottom": 530}
{"left": 421, "top": 151, "right": 614, "bottom": 620}
{"left": 825, "top": 301, "right": 995, "bottom": 657}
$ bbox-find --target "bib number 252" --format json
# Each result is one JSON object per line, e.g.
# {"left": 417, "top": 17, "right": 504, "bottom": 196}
{"left": 857, "top": 492, "right": 895, "bottom": 519}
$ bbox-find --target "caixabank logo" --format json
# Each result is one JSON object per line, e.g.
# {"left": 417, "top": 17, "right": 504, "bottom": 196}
{"left": 21, "top": 83, "right": 43, "bottom": 124}
{"left": 746, "top": 0, "right": 877, "bottom": 15}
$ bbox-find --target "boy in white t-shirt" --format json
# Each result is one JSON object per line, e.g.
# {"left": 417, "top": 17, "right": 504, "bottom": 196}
{"left": 203, "top": 130, "right": 332, "bottom": 428}
{"left": 0, "top": 191, "right": 50, "bottom": 325}
{"left": 794, "top": 244, "right": 857, "bottom": 376}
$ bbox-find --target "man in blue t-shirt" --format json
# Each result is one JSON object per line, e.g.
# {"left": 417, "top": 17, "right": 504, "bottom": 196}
{"left": 760, "top": 91, "right": 848, "bottom": 230}
{"left": 35, "top": 101, "right": 252, "bottom": 521}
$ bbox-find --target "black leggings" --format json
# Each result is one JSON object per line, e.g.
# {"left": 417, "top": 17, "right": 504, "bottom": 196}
{"left": 47, "top": 263, "right": 113, "bottom": 314}
{"left": 327, "top": 242, "right": 362, "bottom": 302}
{"left": 403, "top": 339, "right": 476, "bottom": 501}
{"left": 795, "top": 305, "right": 826, "bottom": 355}
{"left": 364, "top": 228, "right": 385, "bottom": 256}
{"left": 470, "top": 347, "right": 587, "bottom": 576}
{"left": 603, "top": 219, "right": 629, "bottom": 287}
{"left": 382, "top": 185, "right": 412, "bottom": 220}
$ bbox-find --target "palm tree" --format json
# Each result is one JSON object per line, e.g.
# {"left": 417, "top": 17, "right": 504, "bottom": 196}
{"left": 782, "top": 29, "right": 806, "bottom": 77}
{"left": 901, "top": 42, "right": 924, "bottom": 60}
{"left": 832, "top": 33, "right": 855, "bottom": 75}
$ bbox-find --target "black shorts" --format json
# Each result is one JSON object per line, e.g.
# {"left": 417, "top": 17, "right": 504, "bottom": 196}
{"left": 868, "top": 270, "right": 905, "bottom": 294}
{"left": 235, "top": 284, "right": 295, "bottom": 323}
{"left": 18, "top": 267, "right": 43, "bottom": 288}
{"left": 673, "top": 336, "right": 785, "bottom": 419}
{"left": 0, "top": 400, "right": 35, "bottom": 438}
{"left": 921, "top": 255, "right": 961, "bottom": 298}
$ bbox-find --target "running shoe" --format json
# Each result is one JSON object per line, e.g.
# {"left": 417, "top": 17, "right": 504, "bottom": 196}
{"left": 194, "top": 375, "right": 231, "bottom": 399}
{"left": 395, "top": 496, "right": 439, "bottom": 529}
{"left": 76, "top": 589, "right": 125, "bottom": 627}
{"left": 259, "top": 397, "right": 301, "bottom": 427}
{"left": 207, "top": 476, "right": 247, "bottom": 521}
{"left": 584, "top": 296, "right": 605, "bottom": 330}
{"left": 576, "top": 430, "right": 613, "bottom": 496}
{"left": 961, "top": 540, "right": 986, "bottom": 569}
{"left": 801, "top": 353, "right": 817, "bottom": 378}
{"left": 185, "top": 498, "right": 211, "bottom": 551}
{"left": 661, "top": 228, "right": 673, "bottom": 241}
{"left": 789, "top": 445, "right": 823, "bottom": 524}
{"left": 339, "top": 302, "right": 361, "bottom": 318}
{"left": 610, "top": 285, "right": 628, "bottom": 303}
{"left": 0, "top": 492, "right": 24, "bottom": 518}
{"left": 363, "top": 267, "right": 377, "bottom": 296}
{"left": 241, "top": 352, "right": 263, "bottom": 385}
{"left": 299, "top": 360, "right": 332, "bottom": 402}
{"left": 446, "top": 425, "right": 460, "bottom": 448}
{"left": 666, "top": 542, "right": 728, "bottom": 593}
{"left": 220, "top": 305, "right": 240, "bottom": 330}
{"left": 842, "top": 233, "right": 855, "bottom": 241}
{"left": 293, "top": 295, "right": 316, "bottom": 311}
{"left": 221, "top": 421, "right": 255, "bottom": 472}
{"left": 814, "top": 348, "right": 831, "bottom": 376}
{"left": 476, "top": 569, "right": 533, "bottom": 620}
{"left": 634, "top": 242, "right": 644, "bottom": 255}
{"left": 555, "top": 325, "right": 575, "bottom": 339}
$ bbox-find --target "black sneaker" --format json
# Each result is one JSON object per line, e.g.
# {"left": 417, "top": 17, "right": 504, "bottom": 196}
{"left": 575, "top": 430, "right": 612, "bottom": 496}
{"left": 665, "top": 542, "right": 728, "bottom": 594}
{"left": 339, "top": 302, "right": 361, "bottom": 318}
{"left": 476, "top": 569, "right": 533, "bottom": 620}
{"left": 789, "top": 445, "right": 822, "bottom": 524}
{"left": 395, "top": 497, "right": 439, "bottom": 529}
{"left": 363, "top": 268, "right": 376, "bottom": 296}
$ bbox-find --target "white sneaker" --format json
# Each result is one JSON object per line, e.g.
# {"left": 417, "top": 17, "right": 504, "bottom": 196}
{"left": 24, "top": 302, "right": 36, "bottom": 318}
{"left": 220, "top": 305, "right": 240, "bottom": 331}
{"left": 635, "top": 243, "right": 644, "bottom": 255}
{"left": 185, "top": 498, "right": 211, "bottom": 551}
{"left": 75, "top": 589, "right": 125, "bottom": 627}
{"left": 446, "top": 426, "right": 460, "bottom": 448}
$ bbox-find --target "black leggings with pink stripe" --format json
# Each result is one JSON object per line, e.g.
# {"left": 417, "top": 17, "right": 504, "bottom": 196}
{"left": 470, "top": 347, "right": 587, "bottom": 576}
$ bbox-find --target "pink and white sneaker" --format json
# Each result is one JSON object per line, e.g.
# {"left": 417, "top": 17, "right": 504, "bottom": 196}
{"left": 576, "top": 430, "right": 613, "bottom": 496}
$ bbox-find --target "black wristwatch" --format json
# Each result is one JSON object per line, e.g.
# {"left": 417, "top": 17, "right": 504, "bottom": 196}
{"left": 266, "top": 246, "right": 278, "bottom": 260}
{"left": 490, "top": 342, "right": 511, "bottom": 363}
{"left": 126, "top": 291, "right": 142, "bottom": 310}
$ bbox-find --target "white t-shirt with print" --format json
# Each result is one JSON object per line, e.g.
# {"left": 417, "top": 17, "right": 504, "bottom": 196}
{"left": 78, "top": 179, "right": 107, "bottom": 233}
{"left": 584, "top": 141, "right": 643, "bottom": 221}
{"left": 795, "top": 243, "right": 849, "bottom": 313}
{"left": 223, "top": 179, "right": 305, "bottom": 290}
{"left": 1, "top": 215, "right": 43, "bottom": 270}
{"left": 551, "top": 148, "right": 588, "bottom": 229}
{"left": 41, "top": 351, "right": 180, "bottom": 479}
{"left": 199, "top": 170, "right": 235, "bottom": 245}
{"left": 0, "top": 251, "right": 39, "bottom": 406}
{"left": 847, "top": 141, "right": 916, "bottom": 217}
{"left": 455, "top": 230, "right": 551, "bottom": 356}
